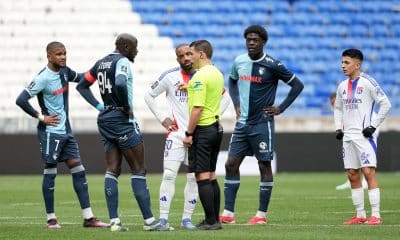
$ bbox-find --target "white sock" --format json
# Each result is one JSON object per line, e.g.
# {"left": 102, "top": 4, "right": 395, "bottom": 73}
{"left": 368, "top": 188, "right": 380, "bottom": 218}
{"left": 159, "top": 161, "right": 180, "bottom": 220}
{"left": 182, "top": 173, "right": 198, "bottom": 220}
{"left": 82, "top": 207, "right": 94, "bottom": 219}
{"left": 47, "top": 213, "right": 56, "bottom": 221}
{"left": 351, "top": 187, "right": 366, "bottom": 218}
{"left": 110, "top": 218, "right": 121, "bottom": 224}
{"left": 222, "top": 209, "right": 234, "bottom": 217}
{"left": 256, "top": 210, "right": 266, "bottom": 218}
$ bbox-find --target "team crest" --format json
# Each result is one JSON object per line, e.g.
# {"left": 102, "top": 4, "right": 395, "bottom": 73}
{"left": 259, "top": 141, "right": 268, "bottom": 153}
{"left": 258, "top": 67, "right": 265, "bottom": 75}
{"left": 356, "top": 86, "right": 363, "bottom": 94}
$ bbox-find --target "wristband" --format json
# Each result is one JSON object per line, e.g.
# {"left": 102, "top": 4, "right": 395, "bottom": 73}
{"left": 37, "top": 113, "right": 45, "bottom": 122}
{"left": 185, "top": 131, "right": 193, "bottom": 137}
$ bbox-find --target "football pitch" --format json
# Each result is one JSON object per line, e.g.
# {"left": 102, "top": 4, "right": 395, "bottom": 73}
{"left": 0, "top": 173, "right": 399, "bottom": 240}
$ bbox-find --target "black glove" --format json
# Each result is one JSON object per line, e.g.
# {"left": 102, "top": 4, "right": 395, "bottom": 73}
{"left": 362, "top": 126, "right": 376, "bottom": 138}
{"left": 335, "top": 129, "right": 344, "bottom": 140}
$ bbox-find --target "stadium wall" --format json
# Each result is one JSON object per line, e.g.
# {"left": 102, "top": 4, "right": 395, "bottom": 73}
{"left": 1, "top": 132, "right": 399, "bottom": 174}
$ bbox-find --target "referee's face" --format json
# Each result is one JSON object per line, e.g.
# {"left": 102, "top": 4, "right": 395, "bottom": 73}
{"left": 190, "top": 46, "right": 201, "bottom": 70}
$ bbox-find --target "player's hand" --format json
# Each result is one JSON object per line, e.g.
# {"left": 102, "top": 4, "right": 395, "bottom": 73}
{"left": 177, "top": 83, "right": 188, "bottom": 91}
{"left": 162, "top": 118, "right": 178, "bottom": 132}
{"left": 234, "top": 105, "right": 241, "bottom": 120}
{"left": 335, "top": 129, "right": 344, "bottom": 140}
{"left": 43, "top": 114, "right": 60, "bottom": 126}
{"left": 183, "top": 136, "right": 193, "bottom": 147}
{"left": 362, "top": 126, "right": 376, "bottom": 138}
{"left": 264, "top": 106, "right": 281, "bottom": 116}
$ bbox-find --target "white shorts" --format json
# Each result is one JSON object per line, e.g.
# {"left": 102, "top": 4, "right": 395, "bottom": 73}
{"left": 164, "top": 132, "right": 188, "bottom": 165}
{"left": 342, "top": 137, "right": 378, "bottom": 169}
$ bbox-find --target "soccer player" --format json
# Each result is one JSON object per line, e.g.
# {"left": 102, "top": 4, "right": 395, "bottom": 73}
{"left": 334, "top": 48, "right": 391, "bottom": 225}
{"left": 76, "top": 33, "right": 168, "bottom": 231}
{"left": 330, "top": 93, "right": 368, "bottom": 191}
{"left": 144, "top": 44, "right": 230, "bottom": 230}
{"left": 219, "top": 25, "right": 304, "bottom": 225}
{"left": 15, "top": 41, "right": 109, "bottom": 229}
{"left": 182, "top": 40, "right": 224, "bottom": 230}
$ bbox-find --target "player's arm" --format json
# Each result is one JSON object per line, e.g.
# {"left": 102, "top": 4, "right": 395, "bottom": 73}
{"left": 228, "top": 77, "right": 240, "bottom": 119}
{"left": 220, "top": 88, "right": 231, "bottom": 115}
{"left": 369, "top": 84, "right": 391, "bottom": 128}
{"left": 333, "top": 86, "right": 344, "bottom": 139}
{"left": 277, "top": 76, "right": 304, "bottom": 113}
{"left": 16, "top": 79, "right": 59, "bottom": 125}
{"left": 76, "top": 71, "right": 104, "bottom": 111}
{"left": 144, "top": 78, "right": 169, "bottom": 124}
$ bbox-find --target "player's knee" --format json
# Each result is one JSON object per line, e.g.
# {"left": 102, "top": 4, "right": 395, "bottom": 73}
{"left": 69, "top": 163, "right": 85, "bottom": 174}
{"left": 225, "top": 159, "right": 239, "bottom": 175}
{"left": 163, "top": 168, "right": 178, "bottom": 182}
{"left": 43, "top": 163, "right": 57, "bottom": 175}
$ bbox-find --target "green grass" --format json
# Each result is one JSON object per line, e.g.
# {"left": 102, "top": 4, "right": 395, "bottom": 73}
{"left": 0, "top": 173, "right": 399, "bottom": 240}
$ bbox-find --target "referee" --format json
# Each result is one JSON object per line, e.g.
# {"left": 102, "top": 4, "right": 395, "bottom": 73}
{"left": 182, "top": 40, "right": 224, "bottom": 230}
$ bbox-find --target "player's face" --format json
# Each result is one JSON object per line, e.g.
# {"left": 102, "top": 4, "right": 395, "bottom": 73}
{"left": 176, "top": 46, "right": 193, "bottom": 72}
{"left": 342, "top": 56, "right": 361, "bottom": 78}
{"left": 127, "top": 42, "right": 138, "bottom": 63}
{"left": 48, "top": 47, "right": 67, "bottom": 69}
{"left": 246, "top": 33, "right": 265, "bottom": 60}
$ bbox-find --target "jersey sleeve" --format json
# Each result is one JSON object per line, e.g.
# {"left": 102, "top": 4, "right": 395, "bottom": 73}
{"left": 148, "top": 74, "right": 169, "bottom": 97}
{"left": 66, "top": 67, "right": 79, "bottom": 82}
{"left": 25, "top": 75, "right": 46, "bottom": 97}
{"left": 229, "top": 60, "right": 239, "bottom": 81}
{"left": 190, "top": 72, "right": 206, "bottom": 107}
{"left": 368, "top": 81, "right": 391, "bottom": 128}
{"left": 272, "top": 61, "right": 295, "bottom": 83}
{"left": 115, "top": 58, "right": 131, "bottom": 79}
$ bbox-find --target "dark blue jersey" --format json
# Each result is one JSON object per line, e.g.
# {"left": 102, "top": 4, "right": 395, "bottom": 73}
{"left": 230, "top": 53, "right": 296, "bottom": 124}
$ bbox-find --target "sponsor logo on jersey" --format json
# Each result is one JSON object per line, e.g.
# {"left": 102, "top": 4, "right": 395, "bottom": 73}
{"left": 116, "top": 134, "right": 128, "bottom": 142}
{"left": 28, "top": 81, "right": 36, "bottom": 89}
{"left": 361, "top": 152, "right": 370, "bottom": 165}
{"left": 53, "top": 85, "right": 68, "bottom": 95}
{"left": 151, "top": 81, "right": 159, "bottom": 89}
{"left": 240, "top": 75, "right": 262, "bottom": 83}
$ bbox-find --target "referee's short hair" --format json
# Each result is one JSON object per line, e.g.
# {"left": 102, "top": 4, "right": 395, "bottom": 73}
{"left": 190, "top": 40, "right": 213, "bottom": 59}
{"left": 244, "top": 25, "right": 268, "bottom": 43}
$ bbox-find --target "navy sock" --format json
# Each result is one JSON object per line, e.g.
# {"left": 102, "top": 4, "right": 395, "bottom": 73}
{"left": 197, "top": 179, "right": 216, "bottom": 224}
{"left": 42, "top": 169, "right": 57, "bottom": 214}
{"left": 70, "top": 164, "right": 90, "bottom": 209}
{"left": 224, "top": 176, "right": 240, "bottom": 212}
{"left": 259, "top": 179, "right": 273, "bottom": 212}
{"left": 131, "top": 174, "right": 153, "bottom": 219}
{"left": 105, "top": 171, "right": 119, "bottom": 219}
{"left": 211, "top": 179, "right": 220, "bottom": 222}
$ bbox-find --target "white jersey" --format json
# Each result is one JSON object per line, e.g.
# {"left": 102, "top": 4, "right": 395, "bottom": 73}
{"left": 146, "top": 67, "right": 192, "bottom": 140}
{"left": 334, "top": 72, "right": 391, "bottom": 141}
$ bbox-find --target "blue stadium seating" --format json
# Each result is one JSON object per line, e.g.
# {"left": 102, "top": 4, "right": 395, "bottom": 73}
{"left": 131, "top": 0, "right": 400, "bottom": 115}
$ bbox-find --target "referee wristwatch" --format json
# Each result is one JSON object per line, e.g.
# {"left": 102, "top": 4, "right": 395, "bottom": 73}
{"left": 185, "top": 131, "right": 193, "bottom": 137}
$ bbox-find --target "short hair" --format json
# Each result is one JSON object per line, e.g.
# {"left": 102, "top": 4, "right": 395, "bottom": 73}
{"left": 329, "top": 92, "right": 336, "bottom": 100}
{"left": 175, "top": 43, "right": 189, "bottom": 56}
{"left": 190, "top": 40, "right": 213, "bottom": 59}
{"left": 46, "top": 41, "right": 64, "bottom": 53}
{"left": 342, "top": 48, "right": 363, "bottom": 62}
{"left": 244, "top": 25, "right": 268, "bottom": 42}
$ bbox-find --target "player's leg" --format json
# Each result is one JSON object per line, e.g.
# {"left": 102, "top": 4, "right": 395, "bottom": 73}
{"left": 247, "top": 121, "right": 274, "bottom": 224}
{"left": 159, "top": 160, "right": 180, "bottom": 221}
{"left": 181, "top": 172, "right": 197, "bottom": 229}
{"left": 63, "top": 136, "right": 109, "bottom": 228}
{"left": 359, "top": 137, "right": 381, "bottom": 225}
{"left": 104, "top": 145, "right": 127, "bottom": 231}
{"left": 343, "top": 140, "right": 367, "bottom": 224}
{"left": 220, "top": 123, "right": 247, "bottom": 223}
{"left": 210, "top": 125, "right": 223, "bottom": 224}
{"left": 38, "top": 131, "right": 61, "bottom": 229}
